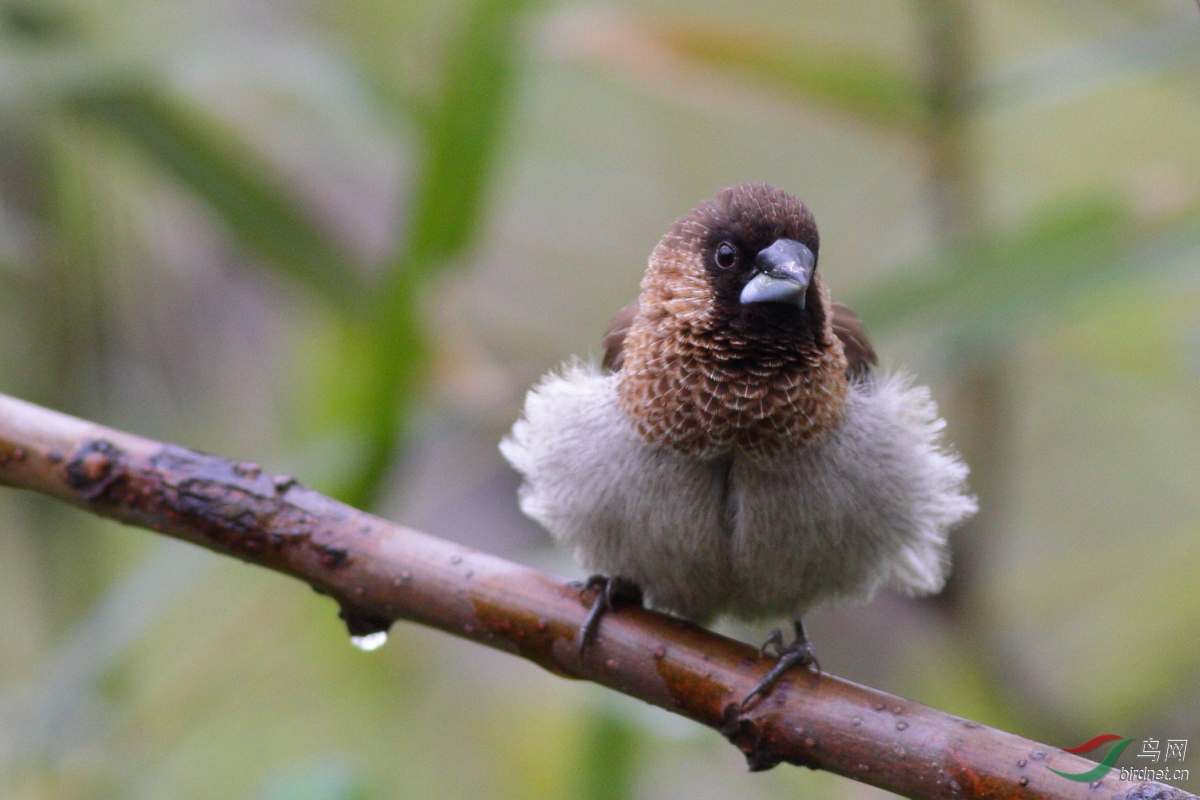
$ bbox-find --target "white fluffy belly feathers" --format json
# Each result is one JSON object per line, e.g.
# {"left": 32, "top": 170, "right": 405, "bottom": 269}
{"left": 501, "top": 363, "right": 977, "bottom": 624}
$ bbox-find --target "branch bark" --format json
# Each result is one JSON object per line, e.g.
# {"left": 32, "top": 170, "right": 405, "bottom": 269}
{"left": 0, "top": 392, "right": 1190, "bottom": 800}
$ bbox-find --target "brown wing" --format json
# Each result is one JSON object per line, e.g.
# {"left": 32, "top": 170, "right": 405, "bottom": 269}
{"left": 601, "top": 301, "right": 638, "bottom": 372}
{"left": 831, "top": 301, "right": 877, "bottom": 380}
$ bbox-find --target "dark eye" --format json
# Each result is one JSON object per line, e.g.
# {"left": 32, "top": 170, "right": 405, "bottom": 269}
{"left": 714, "top": 241, "right": 737, "bottom": 269}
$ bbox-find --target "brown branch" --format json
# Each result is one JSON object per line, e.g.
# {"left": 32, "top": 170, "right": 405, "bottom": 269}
{"left": 0, "top": 392, "right": 1190, "bottom": 800}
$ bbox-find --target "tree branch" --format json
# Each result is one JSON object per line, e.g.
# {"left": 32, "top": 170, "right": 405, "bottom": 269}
{"left": 0, "top": 392, "right": 1190, "bottom": 800}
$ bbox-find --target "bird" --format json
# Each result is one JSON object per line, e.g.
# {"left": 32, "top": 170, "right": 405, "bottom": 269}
{"left": 500, "top": 182, "right": 977, "bottom": 706}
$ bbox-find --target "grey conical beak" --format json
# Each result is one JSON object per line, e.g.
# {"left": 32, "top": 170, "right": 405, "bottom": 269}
{"left": 739, "top": 239, "right": 815, "bottom": 308}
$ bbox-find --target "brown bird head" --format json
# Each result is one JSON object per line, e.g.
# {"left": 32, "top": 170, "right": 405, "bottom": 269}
{"left": 614, "top": 183, "right": 856, "bottom": 459}
{"left": 648, "top": 182, "right": 823, "bottom": 336}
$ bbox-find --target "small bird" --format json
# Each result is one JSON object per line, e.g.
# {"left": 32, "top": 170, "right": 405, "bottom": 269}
{"left": 501, "top": 183, "right": 976, "bottom": 704}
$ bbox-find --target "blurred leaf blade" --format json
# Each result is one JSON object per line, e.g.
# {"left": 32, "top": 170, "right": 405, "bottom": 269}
{"left": 1, "top": 2, "right": 77, "bottom": 43}
{"left": 577, "top": 706, "right": 639, "bottom": 800}
{"left": 649, "top": 19, "right": 931, "bottom": 135}
{"left": 851, "top": 198, "right": 1138, "bottom": 337}
{"left": 333, "top": 290, "right": 427, "bottom": 510}
{"left": 339, "top": 0, "right": 534, "bottom": 510}
{"left": 70, "top": 86, "right": 364, "bottom": 310}
{"left": 403, "top": 0, "right": 534, "bottom": 270}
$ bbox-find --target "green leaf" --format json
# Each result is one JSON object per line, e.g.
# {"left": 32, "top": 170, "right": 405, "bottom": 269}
{"left": 850, "top": 199, "right": 1136, "bottom": 337}
{"left": 70, "top": 87, "right": 363, "bottom": 310}
{"left": 403, "top": 0, "right": 534, "bottom": 270}
{"left": 333, "top": 283, "right": 428, "bottom": 509}
{"left": 1, "top": 2, "right": 77, "bottom": 43}
{"left": 577, "top": 706, "right": 639, "bottom": 800}
{"left": 337, "top": 0, "right": 534, "bottom": 510}
{"left": 649, "top": 20, "right": 931, "bottom": 135}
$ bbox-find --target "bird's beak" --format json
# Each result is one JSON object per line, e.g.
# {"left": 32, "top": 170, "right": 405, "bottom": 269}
{"left": 739, "top": 239, "right": 815, "bottom": 308}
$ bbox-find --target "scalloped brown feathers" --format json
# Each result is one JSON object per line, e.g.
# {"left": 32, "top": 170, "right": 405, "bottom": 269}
{"left": 606, "top": 183, "right": 874, "bottom": 459}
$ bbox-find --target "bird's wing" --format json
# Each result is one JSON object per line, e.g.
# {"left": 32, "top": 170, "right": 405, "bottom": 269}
{"left": 601, "top": 301, "right": 638, "bottom": 372}
{"left": 831, "top": 301, "right": 877, "bottom": 380}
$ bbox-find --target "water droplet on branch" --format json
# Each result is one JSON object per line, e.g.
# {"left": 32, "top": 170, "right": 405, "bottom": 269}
{"left": 350, "top": 631, "right": 388, "bottom": 651}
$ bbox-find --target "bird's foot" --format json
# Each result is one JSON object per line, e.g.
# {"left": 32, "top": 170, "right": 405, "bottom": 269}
{"left": 576, "top": 575, "right": 643, "bottom": 655}
{"left": 741, "top": 620, "right": 820, "bottom": 708}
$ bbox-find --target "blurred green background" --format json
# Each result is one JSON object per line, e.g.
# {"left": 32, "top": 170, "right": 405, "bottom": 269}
{"left": 1, "top": 0, "right": 1199, "bottom": 797}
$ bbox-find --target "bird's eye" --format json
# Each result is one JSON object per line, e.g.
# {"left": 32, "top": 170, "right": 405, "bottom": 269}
{"left": 715, "top": 241, "right": 737, "bottom": 269}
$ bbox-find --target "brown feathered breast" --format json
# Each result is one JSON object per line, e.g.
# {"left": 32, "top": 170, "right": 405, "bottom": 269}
{"left": 605, "top": 299, "right": 876, "bottom": 381}
{"left": 604, "top": 183, "right": 876, "bottom": 459}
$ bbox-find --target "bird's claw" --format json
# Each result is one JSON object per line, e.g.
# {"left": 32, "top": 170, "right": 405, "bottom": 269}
{"left": 576, "top": 575, "right": 642, "bottom": 655}
{"left": 741, "top": 620, "right": 820, "bottom": 708}
{"left": 758, "top": 627, "right": 785, "bottom": 657}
